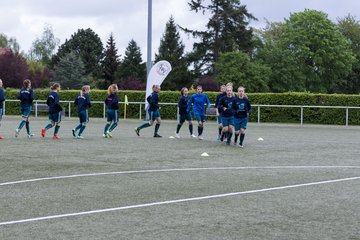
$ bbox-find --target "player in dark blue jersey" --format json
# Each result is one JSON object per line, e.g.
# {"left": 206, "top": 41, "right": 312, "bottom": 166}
{"left": 103, "top": 84, "right": 119, "bottom": 138}
{"left": 175, "top": 87, "right": 195, "bottom": 138}
{"left": 186, "top": 85, "right": 211, "bottom": 140}
{"left": 15, "top": 79, "right": 34, "bottom": 138}
{"left": 218, "top": 85, "right": 236, "bottom": 145}
{"left": 72, "top": 85, "right": 92, "bottom": 139}
{"left": 41, "top": 83, "right": 62, "bottom": 139}
{"left": 215, "top": 85, "right": 226, "bottom": 141}
{"left": 0, "top": 79, "right": 5, "bottom": 139}
{"left": 135, "top": 84, "right": 162, "bottom": 137}
{"left": 233, "top": 86, "right": 252, "bottom": 147}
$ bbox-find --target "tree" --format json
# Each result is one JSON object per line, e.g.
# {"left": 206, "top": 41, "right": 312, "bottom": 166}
{"left": 54, "top": 51, "right": 85, "bottom": 89}
{"left": 181, "top": 0, "right": 256, "bottom": 74}
{"left": 0, "top": 33, "right": 20, "bottom": 53}
{"left": 27, "top": 60, "right": 53, "bottom": 88}
{"left": 117, "top": 39, "right": 146, "bottom": 82}
{"left": 28, "top": 24, "right": 60, "bottom": 64}
{"left": 0, "top": 50, "right": 28, "bottom": 88}
{"left": 215, "top": 51, "right": 270, "bottom": 92}
{"left": 155, "top": 16, "right": 191, "bottom": 90}
{"left": 51, "top": 28, "right": 103, "bottom": 76}
{"left": 101, "top": 33, "right": 120, "bottom": 87}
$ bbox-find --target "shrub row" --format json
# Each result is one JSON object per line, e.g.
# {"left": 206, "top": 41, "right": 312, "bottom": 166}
{"left": 3, "top": 89, "right": 360, "bottom": 125}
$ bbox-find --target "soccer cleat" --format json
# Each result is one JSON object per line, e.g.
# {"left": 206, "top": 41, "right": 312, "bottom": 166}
{"left": 102, "top": 134, "right": 107, "bottom": 138}
{"left": 216, "top": 136, "right": 221, "bottom": 141}
{"left": 134, "top": 128, "right": 140, "bottom": 136}
{"left": 198, "top": 135, "right": 204, "bottom": 140}
{"left": 27, "top": 133, "right": 34, "bottom": 138}
{"left": 239, "top": 144, "right": 244, "bottom": 148}
{"left": 76, "top": 135, "right": 84, "bottom": 139}
{"left": 0, "top": 136, "right": 4, "bottom": 139}
{"left": 41, "top": 128, "right": 46, "bottom": 137}
{"left": 72, "top": 129, "right": 76, "bottom": 137}
{"left": 175, "top": 133, "right": 181, "bottom": 138}
{"left": 106, "top": 131, "right": 112, "bottom": 138}
{"left": 15, "top": 129, "right": 19, "bottom": 138}
{"left": 153, "top": 133, "right": 162, "bottom": 138}
{"left": 52, "top": 135, "right": 61, "bottom": 139}
{"left": 190, "top": 134, "right": 196, "bottom": 138}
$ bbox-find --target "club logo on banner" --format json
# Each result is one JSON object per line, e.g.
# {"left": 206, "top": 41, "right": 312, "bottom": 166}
{"left": 156, "top": 62, "right": 171, "bottom": 76}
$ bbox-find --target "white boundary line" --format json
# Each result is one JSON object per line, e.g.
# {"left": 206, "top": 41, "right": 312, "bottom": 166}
{"left": 0, "top": 176, "right": 359, "bottom": 226}
{"left": 1, "top": 166, "right": 360, "bottom": 187}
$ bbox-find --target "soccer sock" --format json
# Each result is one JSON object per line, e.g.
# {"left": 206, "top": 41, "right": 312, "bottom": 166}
{"left": 138, "top": 122, "right": 151, "bottom": 130}
{"left": 25, "top": 121, "right": 30, "bottom": 134}
{"left": 240, "top": 133, "right": 245, "bottom": 145}
{"left": 154, "top": 123, "right": 160, "bottom": 134}
{"left": 75, "top": 123, "right": 82, "bottom": 131}
{"left": 54, "top": 125, "right": 60, "bottom": 136}
{"left": 221, "top": 131, "right": 225, "bottom": 141}
{"left": 218, "top": 127, "right": 222, "bottom": 136}
{"left": 104, "top": 123, "right": 110, "bottom": 134}
{"left": 227, "top": 132, "right": 233, "bottom": 143}
{"left": 45, "top": 123, "right": 53, "bottom": 130}
{"left": 198, "top": 126, "right": 203, "bottom": 136}
{"left": 18, "top": 120, "right": 26, "bottom": 130}
{"left": 189, "top": 124, "right": 193, "bottom": 135}
{"left": 176, "top": 124, "right": 182, "bottom": 134}
{"left": 109, "top": 122, "right": 118, "bottom": 132}
{"left": 78, "top": 125, "right": 86, "bottom": 136}
{"left": 234, "top": 133, "right": 239, "bottom": 143}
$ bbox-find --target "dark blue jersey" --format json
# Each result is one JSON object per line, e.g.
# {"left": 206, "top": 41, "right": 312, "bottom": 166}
{"left": 105, "top": 93, "right": 119, "bottom": 110}
{"left": 233, "top": 97, "right": 251, "bottom": 118}
{"left": 74, "top": 93, "right": 92, "bottom": 113}
{"left": 218, "top": 95, "right": 236, "bottom": 117}
{"left": 17, "top": 88, "right": 34, "bottom": 108}
{"left": 148, "top": 91, "right": 159, "bottom": 111}
{"left": 0, "top": 88, "right": 5, "bottom": 109}
{"left": 46, "top": 91, "right": 62, "bottom": 114}
{"left": 178, "top": 95, "right": 189, "bottom": 115}
{"left": 215, "top": 92, "right": 226, "bottom": 111}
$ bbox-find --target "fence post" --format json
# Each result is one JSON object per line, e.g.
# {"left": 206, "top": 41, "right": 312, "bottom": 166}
{"left": 139, "top": 104, "right": 142, "bottom": 120}
{"left": 35, "top": 101, "right": 38, "bottom": 118}
{"left": 68, "top": 102, "right": 71, "bottom": 119}
{"left": 300, "top": 107, "right": 303, "bottom": 126}
{"left": 346, "top": 107, "right": 349, "bottom": 128}
{"left": 103, "top": 103, "right": 106, "bottom": 119}
{"left": 257, "top": 106, "right": 260, "bottom": 126}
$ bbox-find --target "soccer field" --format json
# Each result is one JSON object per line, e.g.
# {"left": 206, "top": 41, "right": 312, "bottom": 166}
{"left": 0, "top": 116, "right": 359, "bottom": 240}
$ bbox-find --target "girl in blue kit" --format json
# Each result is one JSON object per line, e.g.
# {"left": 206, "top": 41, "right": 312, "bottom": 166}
{"left": 218, "top": 85, "right": 236, "bottom": 145}
{"left": 15, "top": 79, "right": 34, "bottom": 138}
{"left": 135, "top": 84, "right": 162, "bottom": 138}
{"left": 233, "top": 86, "right": 252, "bottom": 147}
{"left": 0, "top": 79, "right": 5, "bottom": 139}
{"left": 103, "top": 84, "right": 119, "bottom": 138}
{"left": 41, "top": 83, "right": 62, "bottom": 139}
{"left": 214, "top": 85, "right": 226, "bottom": 141}
{"left": 72, "top": 85, "right": 92, "bottom": 139}
{"left": 175, "top": 87, "right": 195, "bottom": 138}
{"left": 186, "top": 85, "right": 210, "bottom": 140}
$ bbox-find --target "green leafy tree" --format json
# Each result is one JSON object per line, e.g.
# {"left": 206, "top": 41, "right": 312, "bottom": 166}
{"left": 102, "top": 33, "right": 120, "bottom": 87}
{"left": 0, "top": 33, "right": 20, "bottom": 53}
{"left": 215, "top": 51, "right": 270, "bottom": 92}
{"left": 51, "top": 28, "right": 103, "bottom": 76}
{"left": 181, "top": 0, "right": 256, "bottom": 74}
{"left": 155, "top": 16, "right": 191, "bottom": 90}
{"left": 54, "top": 51, "right": 85, "bottom": 89}
{"left": 117, "top": 39, "right": 146, "bottom": 82}
{"left": 28, "top": 24, "right": 60, "bottom": 64}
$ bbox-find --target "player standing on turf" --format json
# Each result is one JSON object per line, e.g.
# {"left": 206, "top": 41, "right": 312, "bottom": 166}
{"left": 0, "top": 79, "right": 5, "bottom": 139}
{"left": 233, "top": 86, "right": 252, "bottom": 147}
{"left": 135, "top": 84, "right": 162, "bottom": 138}
{"left": 15, "top": 79, "right": 34, "bottom": 138}
{"left": 186, "top": 85, "right": 211, "bottom": 140}
{"left": 103, "top": 84, "right": 119, "bottom": 138}
{"left": 72, "top": 85, "right": 92, "bottom": 139}
{"left": 41, "top": 83, "right": 62, "bottom": 139}
{"left": 218, "top": 85, "right": 236, "bottom": 145}
{"left": 175, "top": 87, "right": 195, "bottom": 138}
{"left": 214, "top": 85, "right": 226, "bottom": 141}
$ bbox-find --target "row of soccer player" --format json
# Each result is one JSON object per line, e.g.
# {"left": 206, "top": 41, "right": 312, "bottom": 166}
{"left": 0, "top": 79, "right": 251, "bottom": 146}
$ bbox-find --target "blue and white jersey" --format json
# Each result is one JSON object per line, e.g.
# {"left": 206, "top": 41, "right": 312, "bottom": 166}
{"left": 74, "top": 93, "right": 92, "bottom": 113}
{"left": 47, "top": 91, "right": 61, "bottom": 114}
{"left": 17, "top": 88, "right": 34, "bottom": 108}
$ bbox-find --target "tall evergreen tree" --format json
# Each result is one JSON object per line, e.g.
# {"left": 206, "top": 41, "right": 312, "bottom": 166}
{"left": 181, "top": 0, "right": 256, "bottom": 74}
{"left": 102, "top": 33, "right": 120, "bottom": 87}
{"left": 155, "top": 16, "right": 191, "bottom": 90}
{"left": 117, "top": 39, "right": 146, "bottom": 82}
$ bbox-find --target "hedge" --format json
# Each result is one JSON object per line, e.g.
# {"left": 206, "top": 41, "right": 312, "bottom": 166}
{"left": 3, "top": 89, "right": 360, "bottom": 125}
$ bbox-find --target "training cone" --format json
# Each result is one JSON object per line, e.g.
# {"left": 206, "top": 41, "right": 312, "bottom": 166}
{"left": 257, "top": 137, "right": 264, "bottom": 141}
{"left": 201, "top": 152, "right": 209, "bottom": 157}
{"left": 169, "top": 136, "right": 175, "bottom": 139}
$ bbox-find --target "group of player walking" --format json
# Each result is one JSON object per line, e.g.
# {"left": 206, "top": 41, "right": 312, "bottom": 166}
{"left": 0, "top": 79, "right": 251, "bottom": 147}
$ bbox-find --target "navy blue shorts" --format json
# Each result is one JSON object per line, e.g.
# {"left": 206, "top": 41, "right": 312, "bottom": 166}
{"left": 217, "top": 113, "right": 222, "bottom": 124}
{"left": 195, "top": 114, "right": 206, "bottom": 123}
{"left": 147, "top": 110, "right": 160, "bottom": 121}
{"left": 179, "top": 112, "right": 192, "bottom": 124}
{"left": 49, "top": 112, "right": 62, "bottom": 123}
{"left": 78, "top": 110, "right": 89, "bottom": 124}
{"left": 21, "top": 106, "right": 31, "bottom": 118}
{"left": 221, "top": 116, "right": 234, "bottom": 127}
{"left": 106, "top": 109, "right": 118, "bottom": 123}
{"left": 234, "top": 117, "right": 248, "bottom": 131}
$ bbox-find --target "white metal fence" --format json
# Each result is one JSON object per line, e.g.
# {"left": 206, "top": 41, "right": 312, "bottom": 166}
{"left": 3, "top": 100, "right": 360, "bottom": 127}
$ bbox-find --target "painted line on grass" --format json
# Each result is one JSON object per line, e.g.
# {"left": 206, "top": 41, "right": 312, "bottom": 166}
{"left": 0, "top": 176, "right": 359, "bottom": 226}
{"left": 1, "top": 166, "right": 360, "bottom": 187}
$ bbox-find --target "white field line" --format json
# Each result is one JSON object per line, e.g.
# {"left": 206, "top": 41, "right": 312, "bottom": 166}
{"left": 1, "top": 166, "right": 360, "bottom": 187}
{"left": 0, "top": 176, "right": 359, "bottom": 226}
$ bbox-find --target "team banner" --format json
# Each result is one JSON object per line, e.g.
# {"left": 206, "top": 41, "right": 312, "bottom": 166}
{"left": 145, "top": 60, "right": 172, "bottom": 109}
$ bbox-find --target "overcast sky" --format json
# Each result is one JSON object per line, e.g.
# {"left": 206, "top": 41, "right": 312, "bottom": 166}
{"left": 1, "top": 0, "right": 360, "bottom": 60}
